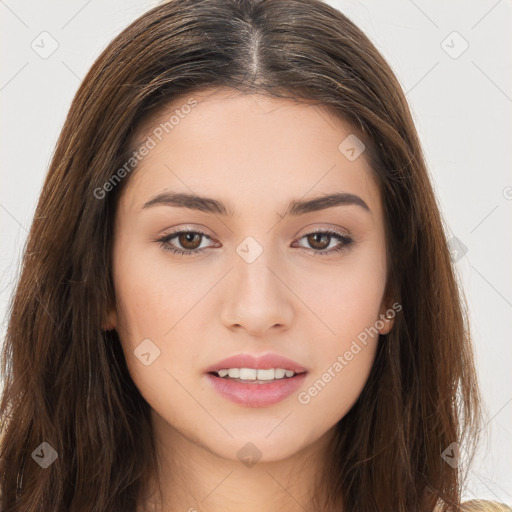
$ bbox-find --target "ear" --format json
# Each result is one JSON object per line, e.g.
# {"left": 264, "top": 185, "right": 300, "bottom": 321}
{"left": 101, "top": 307, "right": 118, "bottom": 331}
{"left": 377, "top": 303, "right": 398, "bottom": 335}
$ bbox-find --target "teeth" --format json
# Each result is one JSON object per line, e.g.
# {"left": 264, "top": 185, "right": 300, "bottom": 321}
{"left": 215, "top": 368, "right": 296, "bottom": 380}
{"left": 274, "top": 368, "right": 286, "bottom": 379}
{"left": 252, "top": 369, "right": 273, "bottom": 380}
{"left": 240, "top": 368, "right": 257, "bottom": 380}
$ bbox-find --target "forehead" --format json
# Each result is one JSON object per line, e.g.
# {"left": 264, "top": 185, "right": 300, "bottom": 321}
{"left": 120, "top": 88, "right": 382, "bottom": 217}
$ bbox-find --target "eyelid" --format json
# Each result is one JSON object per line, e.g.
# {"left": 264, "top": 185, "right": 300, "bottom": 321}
{"left": 296, "top": 224, "right": 351, "bottom": 238}
{"left": 293, "top": 223, "right": 355, "bottom": 244}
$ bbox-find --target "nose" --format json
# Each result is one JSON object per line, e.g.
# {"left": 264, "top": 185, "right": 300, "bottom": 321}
{"left": 219, "top": 246, "right": 293, "bottom": 336}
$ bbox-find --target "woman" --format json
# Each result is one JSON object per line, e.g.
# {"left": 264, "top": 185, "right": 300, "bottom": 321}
{"left": 0, "top": 0, "right": 504, "bottom": 510}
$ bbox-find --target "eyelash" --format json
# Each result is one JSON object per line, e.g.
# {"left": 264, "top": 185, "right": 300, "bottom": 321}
{"left": 155, "top": 228, "right": 353, "bottom": 257}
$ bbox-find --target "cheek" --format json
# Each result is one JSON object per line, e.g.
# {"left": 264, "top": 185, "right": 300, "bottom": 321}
{"left": 296, "top": 339, "right": 377, "bottom": 440}
{"left": 292, "top": 245, "right": 385, "bottom": 418}
{"left": 294, "top": 280, "right": 383, "bottom": 432}
{"left": 111, "top": 242, "right": 208, "bottom": 409}
{"left": 296, "top": 239, "right": 386, "bottom": 343}
{"left": 112, "top": 242, "right": 195, "bottom": 342}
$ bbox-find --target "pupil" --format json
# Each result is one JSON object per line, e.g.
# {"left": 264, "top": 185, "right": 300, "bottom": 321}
{"left": 311, "top": 233, "right": 328, "bottom": 249}
{"left": 179, "top": 233, "right": 200, "bottom": 249}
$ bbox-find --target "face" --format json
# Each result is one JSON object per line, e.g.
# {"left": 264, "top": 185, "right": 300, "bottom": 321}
{"left": 106, "top": 87, "right": 394, "bottom": 464}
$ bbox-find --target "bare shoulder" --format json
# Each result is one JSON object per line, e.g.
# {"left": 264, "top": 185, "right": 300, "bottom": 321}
{"left": 434, "top": 500, "right": 512, "bottom": 512}
{"left": 460, "top": 500, "right": 512, "bottom": 512}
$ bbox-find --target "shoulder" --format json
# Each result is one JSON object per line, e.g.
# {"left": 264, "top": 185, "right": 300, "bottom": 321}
{"left": 461, "top": 500, "right": 512, "bottom": 512}
{"left": 434, "top": 500, "right": 512, "bottom": 512}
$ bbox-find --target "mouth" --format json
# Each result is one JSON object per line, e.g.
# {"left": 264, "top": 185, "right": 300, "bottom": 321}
{"left": 204, "top": 352, "right": 308, "bottom": 407}
{"left": 205, "top": 366, "right": 308, "bottom": 408}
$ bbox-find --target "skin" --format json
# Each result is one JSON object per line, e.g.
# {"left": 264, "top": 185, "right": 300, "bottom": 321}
{"left": 105, "top": 87, "right": 395, "bottom": 512}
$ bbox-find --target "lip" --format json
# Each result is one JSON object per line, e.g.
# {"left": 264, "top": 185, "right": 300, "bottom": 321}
{"left": 205, "top": 371, "right": 308, "bottom": 408}
{"left": 205, "top": 352, "right": 308, "bottom": 374}
{"left": 204, "top": 352, "right": 308, "bottom": 408}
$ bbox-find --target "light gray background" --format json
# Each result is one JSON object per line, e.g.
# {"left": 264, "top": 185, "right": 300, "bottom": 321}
{"left": 1, "top": 0, "right": 511, "bottom": 504}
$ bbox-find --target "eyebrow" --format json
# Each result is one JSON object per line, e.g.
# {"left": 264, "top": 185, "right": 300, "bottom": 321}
{"left": 141, "top": 191, "right": 371, "bottom": 217}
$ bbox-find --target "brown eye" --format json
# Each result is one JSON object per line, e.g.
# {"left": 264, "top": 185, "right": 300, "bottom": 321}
{"left": 177, "top": 232, "right": 202, "bottom": 250}
{"left": 157, "top": 229, "right": 213, "bottom": 256}
{"left": 306, "top": 232, "right": 331, "bottom": 250}
{"left": 157, "top": 228, "right": 353, "bottom": 257}
{"left": 294, "top": 230, "right": 353, "bottom": 255}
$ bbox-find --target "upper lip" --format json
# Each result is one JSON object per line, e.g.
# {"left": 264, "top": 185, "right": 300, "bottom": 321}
{"left": 205, "top": 353, "right": 308, "bottom": 374}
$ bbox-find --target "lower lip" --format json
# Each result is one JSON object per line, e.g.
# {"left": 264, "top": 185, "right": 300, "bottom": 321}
{"left": 205, "top": 372, "right": 308, "bottom": 408}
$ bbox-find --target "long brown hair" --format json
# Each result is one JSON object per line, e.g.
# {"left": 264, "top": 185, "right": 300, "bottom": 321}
{"left": 1, "top": 0, "right": 482, "bottom": 510}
